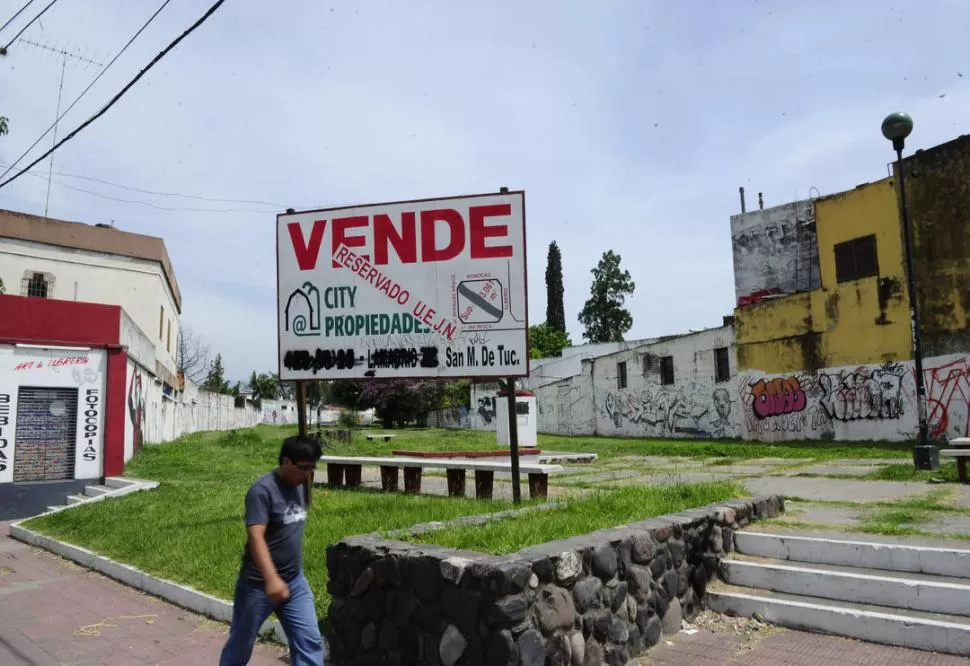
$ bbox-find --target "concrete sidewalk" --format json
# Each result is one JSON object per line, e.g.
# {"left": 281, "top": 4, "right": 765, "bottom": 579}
{"left": 635, "top": 612, "right": 970, "bottom": 665}
{"left": 0, "top": 522, "right": 287, "bottom": 665}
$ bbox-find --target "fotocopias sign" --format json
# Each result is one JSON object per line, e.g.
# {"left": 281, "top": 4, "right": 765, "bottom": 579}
{"left": 276, "top": 191, "right": 529, "bottom": 381}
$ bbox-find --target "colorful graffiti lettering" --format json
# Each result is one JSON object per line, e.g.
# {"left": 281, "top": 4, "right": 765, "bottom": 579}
{"left": 750, "top": 377, "right": 807, "bottom": 419}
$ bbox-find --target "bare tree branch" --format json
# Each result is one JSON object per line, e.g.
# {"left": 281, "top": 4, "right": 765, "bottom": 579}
{"left": 177, "top": 325, "right": 211, "bottom": 384}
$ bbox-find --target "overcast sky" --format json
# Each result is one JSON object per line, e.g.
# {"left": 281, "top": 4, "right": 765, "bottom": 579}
{"left": 2, "top": 0, "right": 968, "bottom": 382}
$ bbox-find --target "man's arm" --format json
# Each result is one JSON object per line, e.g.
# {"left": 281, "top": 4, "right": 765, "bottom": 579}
{"left": 247, "top": 524, "right": 289, "bottom": 603}
{"left": 245, "top": 485, "right": 290, "bottom": 603}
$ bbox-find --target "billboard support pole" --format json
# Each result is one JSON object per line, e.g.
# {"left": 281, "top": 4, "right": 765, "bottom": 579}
{"left": 296, "top": 380, "right": 311, "bottom": 506}
{"left": 505, "top": 377, "right": 522, "bottom": 505}
{"left": 498, "top": 186, "right": 522, "bottom": 505}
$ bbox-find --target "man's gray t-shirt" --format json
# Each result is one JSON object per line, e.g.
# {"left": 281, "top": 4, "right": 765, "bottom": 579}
{"left": 240, "top": 472, "right": 307, "bottom": 584}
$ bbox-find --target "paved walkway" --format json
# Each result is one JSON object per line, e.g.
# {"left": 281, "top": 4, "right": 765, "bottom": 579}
{"left": 637, "top": 624, "right": 970, "bottom": 665}
{"left": 0, "top": 523, "right": 287, "bottom": 666}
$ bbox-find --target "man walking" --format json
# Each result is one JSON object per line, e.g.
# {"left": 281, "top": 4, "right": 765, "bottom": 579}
{"left": 220, "top": 435, "right": 325, "bottom": 665}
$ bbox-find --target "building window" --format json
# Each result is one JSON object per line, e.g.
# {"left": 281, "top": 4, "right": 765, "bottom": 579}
{"left": 166, "top": 320, "right": 172, "bottom": 353}
{"left": 660, "top": 356, "right": 675, "bottom": 385}
{"left": 159, "top": 306, "right": 164, "bottom": 340}
{"left": 21, "top": 272, "right": 52, "bottom": 298}
{"left": 617, "top": 361, "right": 628, "bottom": 390}
{"left": 834, "top": 235, "right": 878, "bottom": 283}
{"left": 714, "top": 347, "right": 730, "bottom": 383}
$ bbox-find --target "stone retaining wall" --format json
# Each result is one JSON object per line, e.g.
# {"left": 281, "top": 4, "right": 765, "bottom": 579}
{"left": 325, "top": 494, "right": 784, "bottom": 665}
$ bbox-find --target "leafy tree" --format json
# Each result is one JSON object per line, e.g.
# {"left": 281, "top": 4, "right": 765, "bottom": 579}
{"left": 545, "top": 241, "right": 566, "bottom": 333}
{"left": 203, "top": 354, "right": 230, "bottom": 394}
{"left": 229, "top": 381, "right": 242, "bottom": 397}
{"left": 578, "top": 250, "right": 635, "bottom": 343}
{"left": 360, "top": 379, "right": 445, "bottom": 428}
{"left": 529, "top": 322, "right": 571, "bottom": 359}
{"left": 441, "top": 380, "right": 471, "bottom": 409}
{"left": 329, "top": 380, "right": 364, "bottom": 408}
{"left": 0, "top": 277, "right": 5, "bottom": 294}
{"left": 0, "top": 116, "right": 8, "bottom": 137}
{"left": 176, "top": 325, "right": 210, "bottom": 384}
{"left": 248, "top": 371, "right": 280, "bottom": 402}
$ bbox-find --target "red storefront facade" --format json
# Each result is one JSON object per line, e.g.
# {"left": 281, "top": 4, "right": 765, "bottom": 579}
{"left": 0, "top": 294, "right": 128, "bottom": 483}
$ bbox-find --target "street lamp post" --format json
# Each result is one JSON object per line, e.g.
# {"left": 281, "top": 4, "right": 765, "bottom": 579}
{"left": 881, "top": 112, "right": 937, "bottom": 470}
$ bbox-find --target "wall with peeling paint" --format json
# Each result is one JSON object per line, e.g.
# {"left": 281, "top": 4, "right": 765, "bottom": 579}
{"left": 900, "top": 134, "right": 970, "bottom": 358}
{"left": 457, "top": 326, "right": 740, "bottom": 439}
{"left": 590, "top": 326, "right": 740, "bottom": 439}
{"left": 731, "top": 199, "right": 819, "bottom": 306}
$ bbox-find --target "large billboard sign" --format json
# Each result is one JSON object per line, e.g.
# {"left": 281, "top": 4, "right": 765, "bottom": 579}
{"left": 277, "top": 191, "right": 528, "bottom": 381}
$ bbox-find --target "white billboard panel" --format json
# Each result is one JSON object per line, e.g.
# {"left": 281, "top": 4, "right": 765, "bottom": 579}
{"left": 277, "top": 192, "right": 529, "bottom": 381}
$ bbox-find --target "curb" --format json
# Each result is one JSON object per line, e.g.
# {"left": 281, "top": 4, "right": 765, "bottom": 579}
{"left": 10, "top": 481, "right": 288, "bottom": 645}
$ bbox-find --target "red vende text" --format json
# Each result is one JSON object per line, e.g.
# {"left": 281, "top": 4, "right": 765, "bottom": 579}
{"left": 287, "top": 204, "right": 515, "bottom": 270}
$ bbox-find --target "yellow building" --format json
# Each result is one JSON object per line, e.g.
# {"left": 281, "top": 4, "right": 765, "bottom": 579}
{"left": 730, "top": 134, "right": 970, "bottom": 442}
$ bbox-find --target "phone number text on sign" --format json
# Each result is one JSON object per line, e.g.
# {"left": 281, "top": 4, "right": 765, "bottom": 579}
{"left": 276, "top": 192, "right": 529, "bottom": 380}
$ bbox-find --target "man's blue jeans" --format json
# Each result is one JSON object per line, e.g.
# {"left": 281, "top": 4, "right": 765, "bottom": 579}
{"left": 219, "top": 572, "right": 325, "bottom": 666}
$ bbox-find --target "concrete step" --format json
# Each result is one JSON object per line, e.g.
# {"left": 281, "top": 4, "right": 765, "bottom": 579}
{"left": 65, "top": 494, "right": 88, "bottom": 506}
{"left": 104, "top": 477, "right": 131, "bottom": 489}
{"left": 83, "top": 485, "right": 113, "bottom": 498}
{"left": 709, "top": 582, "right": 970, "bottom": 657}
{"left": 46, "top": 506, "right": 63, "bottom": 513}
{"left": 735, "top": 530, "right": 970, "bottom": 578}
{"left": 722, "top": 554, "right": 970, "bottom": 617}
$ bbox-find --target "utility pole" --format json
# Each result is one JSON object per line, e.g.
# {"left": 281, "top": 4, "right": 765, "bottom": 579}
{"left": 15, "top": 38, "right": 103, "bottom": 216}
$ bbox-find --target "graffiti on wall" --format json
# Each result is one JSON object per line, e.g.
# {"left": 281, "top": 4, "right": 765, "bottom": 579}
{"left": 477, "top": 396, "right": 496, "bottom": 425}
{"left": 817, "top": 364, "right": 905, "bottom": 422}
{"left": 603, "top": 387, "right": 740, "bottom": 438}
{"left": 750, "top": 376, "right": 807, "bottom": 419}
{"left": 740, "top": 373, "right": 816, "bottom": 434}
{"left": 739, "top": 358, "right": 970, "bottom": 440}
{"left": 534, "top": 382, "right": 593, "bottom": 436}
{"left": 926, "top": 357, "right": 970, "bottom": 438}
{"left": 128, "top": 368, "right": 145, "bottom": 453}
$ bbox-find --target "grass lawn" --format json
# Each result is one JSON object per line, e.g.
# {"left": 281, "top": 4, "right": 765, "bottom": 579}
{"left": 402, "top": 480, "right": 742, "bottom": 554}
{"left": 21, "top": 429, "right": 516, "bottom": 617}
{"left": 288, "top": 424, "right": 914, "bottom": 461}
{"left": 19, "top": 423, "right": 921, "bottom": 620}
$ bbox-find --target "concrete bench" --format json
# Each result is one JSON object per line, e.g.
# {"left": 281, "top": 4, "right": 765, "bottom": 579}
{"left": 941, "top": 438, "right": 970, "bottom": 482}
{"left": 315, "top": 455, "right": 563, "bottom": 499}
{"left": 365, "top": 434, "right": 396, "bottom": 442}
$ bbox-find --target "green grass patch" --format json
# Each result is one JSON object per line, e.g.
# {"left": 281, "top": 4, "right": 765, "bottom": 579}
{"left": 865, "top": 462, "right": 960, "bottom": 483}
{"left": 403, "top": 480, "right": 743, "bottom": 554}
{"left": 22, "top": 429, "right": 514, "bottom": 618}
{"left": 859, "top": 506, "right": 932, "bottom": 536}
{"left": 708, "top": 457, "right": 741, "bottom": 467}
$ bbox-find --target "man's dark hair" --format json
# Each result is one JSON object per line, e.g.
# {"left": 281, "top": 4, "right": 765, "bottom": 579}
{"left": 279, "top": 435, "right": 322, "bottom": 466}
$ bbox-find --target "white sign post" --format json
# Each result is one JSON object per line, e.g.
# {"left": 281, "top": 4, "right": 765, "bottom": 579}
{"left": 276, "top": 192, "right": 529, "bottom": 382}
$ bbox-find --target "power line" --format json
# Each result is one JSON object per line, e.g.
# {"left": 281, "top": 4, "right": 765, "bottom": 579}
{"left": 0, "top": 160, "right": 284, "bottom": 207}
{"left": 54, "top": 169, "right": 284, "bottom": 207}
{"left": 2, "top": 0, "right": 60, "bottom": 52}
{"left": 15, "top": 165, "right": 275, "bottom": 214}
{"left": 0, "top": 0, "right": 226, "bottom": 191}
{"left": 0, "top": 0, "right": 38, "bottom": 38}
{"left": 0, "top": 0, "right": 171, "bottom": 182}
